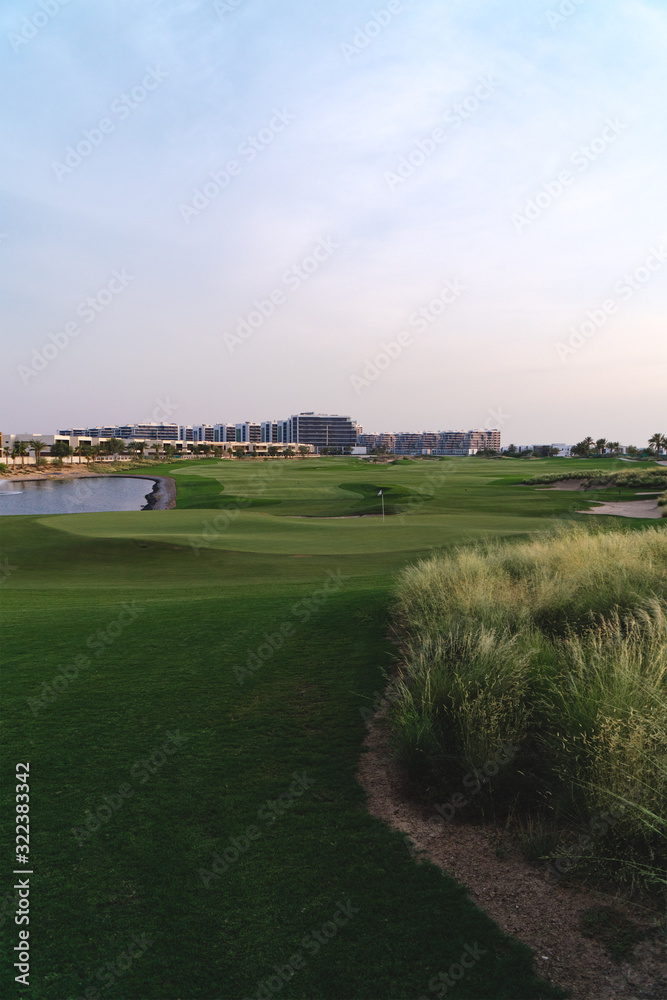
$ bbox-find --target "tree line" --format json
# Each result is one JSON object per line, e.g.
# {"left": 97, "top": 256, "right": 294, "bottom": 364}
{"left": 569, "top": 434, "right": 666, "bottom": 458}
{"left": 1, "top": 438, "right": 315, "bottom": 468}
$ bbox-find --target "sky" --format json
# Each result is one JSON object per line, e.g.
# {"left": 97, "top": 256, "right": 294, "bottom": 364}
{"left": 1, "top": 0, "right": 665, "bottom": 446}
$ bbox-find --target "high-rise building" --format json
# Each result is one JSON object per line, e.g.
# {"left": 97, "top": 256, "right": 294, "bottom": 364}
{"left": 395, "top": 432, "right": 422, "bottom": 454}
{"left": 192, "top": 424, "right": 215, "bottom": 443}
{"left": 289, "top": 413, "right": 357, "bottom": 452}
{"left": 234, "top": 422, "right": 261, "bottom": 444}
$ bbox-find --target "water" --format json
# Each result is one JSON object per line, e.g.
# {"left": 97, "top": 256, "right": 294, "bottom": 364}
{"left": 0, "top": 476, "right": 157, "bottom": 516}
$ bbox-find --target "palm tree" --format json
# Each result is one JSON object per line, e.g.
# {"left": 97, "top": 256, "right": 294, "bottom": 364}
{"left": 298, "top": 446, "right": 309, "bottom": 458}
{"left": 594, "top": 438, "right": 607, "bottom": 457}
{"left": 74, "top": 444, "right": 85, "bottom": 465}
{"left": 283, "top": 447, "right": 295, "bottom": 458}
{"left": 106, "top": 437, "right": 125, "bottom": 461}
{"left": 13, "top": 440, "right": 28, "bottom": 467}
{"left": 606, "top": 441, "right": 620, "bottom": 456}
{"left": 649, "top": 433, "right": 666, "bottom": 457}
{"left": 28, "top": 439, "right": 46, "bottom": 468}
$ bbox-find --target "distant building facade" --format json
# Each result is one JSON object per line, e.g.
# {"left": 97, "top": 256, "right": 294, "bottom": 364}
{"left": 359, "top": 429, "right": 501, "bottom": 455}
{"left": 10, "top": 417, "right": 505, "bottom": 459}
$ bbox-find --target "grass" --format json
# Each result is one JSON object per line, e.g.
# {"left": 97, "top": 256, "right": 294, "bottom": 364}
{"left": 390, "top": 525, "right": 667, "bottom": 891}
{"left": 3, "top": 455, "right": 660, "bottom": 998}
{"left": 524, "top": 467, "right": 667, "bottom": 490}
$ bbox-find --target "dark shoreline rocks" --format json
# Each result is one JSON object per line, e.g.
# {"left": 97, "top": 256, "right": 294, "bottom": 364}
{"left": 134, "top": 476, "right": 177, "bottom": 510}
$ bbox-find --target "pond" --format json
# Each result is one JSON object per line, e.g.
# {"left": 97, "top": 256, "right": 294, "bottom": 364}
{"left": 0, "top": 476, "right": 157, "bottom": 516}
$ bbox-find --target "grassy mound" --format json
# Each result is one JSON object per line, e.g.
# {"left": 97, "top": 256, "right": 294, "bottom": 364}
{"left": 524, "top": 469, "right": 667, "bottom": 489}
{"left": 390, "top": 525, "right": 667, "bottom": 889}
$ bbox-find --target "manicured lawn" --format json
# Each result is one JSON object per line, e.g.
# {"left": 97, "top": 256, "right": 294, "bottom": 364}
{"left": 4, "top": 456, "right": 651, "bottom": 999}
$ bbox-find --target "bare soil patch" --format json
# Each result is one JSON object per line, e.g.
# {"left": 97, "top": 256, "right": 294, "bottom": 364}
{"left": 357, "top": 706, "right": 667, "bottom": 1000}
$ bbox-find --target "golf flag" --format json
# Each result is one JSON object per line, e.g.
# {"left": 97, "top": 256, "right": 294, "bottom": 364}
{"left": 377, "top": 490, "right": 383, "bottom": 495}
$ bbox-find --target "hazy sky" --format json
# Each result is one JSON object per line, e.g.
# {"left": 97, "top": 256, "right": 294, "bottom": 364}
{"left": 1, "top": 0, "right": 665, "bottom": 445}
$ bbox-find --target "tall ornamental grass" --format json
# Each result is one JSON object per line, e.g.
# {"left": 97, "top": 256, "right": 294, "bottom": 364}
{"left": 391, "top": 525, "right": 667, "bottom": 886}
{"left": 523, "top": 469, "right": 667, "bottom": 488}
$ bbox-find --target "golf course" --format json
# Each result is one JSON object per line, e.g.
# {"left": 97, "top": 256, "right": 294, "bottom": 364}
{"left": 2, "top": 455, "right": 663, "bottom": 999}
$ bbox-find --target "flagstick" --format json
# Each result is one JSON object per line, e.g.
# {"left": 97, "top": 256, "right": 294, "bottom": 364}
{"left": 381, "top": 492, "right": 385, "bottom": 523}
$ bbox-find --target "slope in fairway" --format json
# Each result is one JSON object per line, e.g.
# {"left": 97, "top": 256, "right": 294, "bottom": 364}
{"left": 0, "top": 458, "right": 588, "bottom": 999}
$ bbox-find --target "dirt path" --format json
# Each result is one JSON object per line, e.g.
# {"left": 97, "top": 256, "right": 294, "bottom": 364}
{"left": 357, "top": 707, "right": 666, "bottom": 1000}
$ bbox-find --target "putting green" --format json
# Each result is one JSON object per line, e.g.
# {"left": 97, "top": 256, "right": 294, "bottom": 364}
{"left": 39, "top": 508, "right": 550, "bottom": 555}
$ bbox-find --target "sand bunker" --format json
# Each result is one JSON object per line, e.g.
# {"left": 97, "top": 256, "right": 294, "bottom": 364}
{"left": 578, "top": 499, "right": 663, "bottom": 519}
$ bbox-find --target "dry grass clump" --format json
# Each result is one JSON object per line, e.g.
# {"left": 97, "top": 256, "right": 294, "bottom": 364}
{"left": 524, "top": 468, "right": 667, "bottom": 489}
{"left": 391, "top": 525, "right": 667, "bottom": 887}
{"left": 396, "top": 524, "right": 667, "bottom": 635}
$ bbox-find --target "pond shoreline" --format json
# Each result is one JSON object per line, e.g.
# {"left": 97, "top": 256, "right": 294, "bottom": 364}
{"left": 0, "top": 473, "right": 177, "bottom": 511}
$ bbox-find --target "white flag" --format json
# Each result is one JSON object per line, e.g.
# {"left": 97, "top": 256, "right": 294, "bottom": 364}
{"left": 377, "top": 490, "right": 383, "bottom": 495}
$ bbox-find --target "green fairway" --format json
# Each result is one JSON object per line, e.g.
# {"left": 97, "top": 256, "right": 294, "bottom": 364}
{"left": 4, "top": 456, "right": 657, "bottom": 999}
